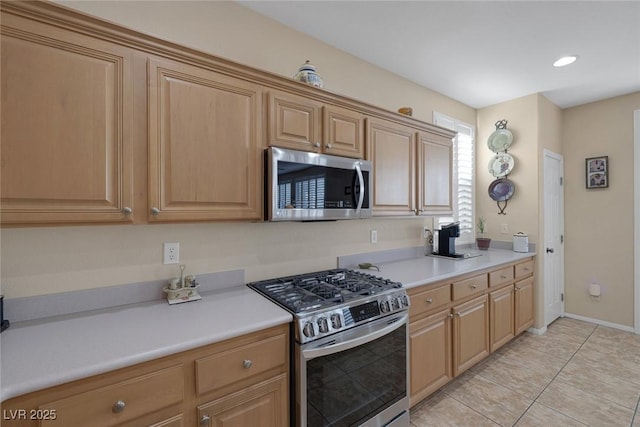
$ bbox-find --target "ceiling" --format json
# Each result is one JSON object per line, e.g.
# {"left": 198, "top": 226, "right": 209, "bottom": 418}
{"left": 238, "top": 1, "right": 640, "bottom": 109}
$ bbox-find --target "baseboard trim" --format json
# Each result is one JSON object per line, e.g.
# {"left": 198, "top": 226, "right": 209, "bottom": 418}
{"left": 563, "top": 312, "right": 637, "bottom": 334}
{"left": 527, "top": 326, "right": 547, "bottom": 335}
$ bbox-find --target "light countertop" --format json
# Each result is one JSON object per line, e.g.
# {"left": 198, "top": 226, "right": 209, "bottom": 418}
{"left": 353, "top": 249, "right": 535, "bottom": 289}
{"left": 0, "top": 287, "right": 292, "bottom": 401}
{"left": 1, "top": 248, "right": 534, "bottom": 401}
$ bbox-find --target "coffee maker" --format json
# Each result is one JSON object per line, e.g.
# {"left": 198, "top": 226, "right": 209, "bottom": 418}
{"left": 437, "top": 222, "right": 464, "bottom": 258}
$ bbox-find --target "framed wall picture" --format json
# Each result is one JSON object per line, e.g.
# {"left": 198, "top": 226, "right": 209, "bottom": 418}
{"left": 585, "top": 156, "right": 608, "bottom": 189}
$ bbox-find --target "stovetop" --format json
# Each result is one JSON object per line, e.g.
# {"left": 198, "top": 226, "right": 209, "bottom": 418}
{"left": 248, "top": 269, "right": 409, "bottom": 344}
{"left": 247, "top": 269, "right": 402, "bottom": 313}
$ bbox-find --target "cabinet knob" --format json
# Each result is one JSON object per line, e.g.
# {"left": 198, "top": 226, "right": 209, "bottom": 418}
{"left": 200, "top": 415, "right": 211, "bottom": 426}
{"left": 523, "top": 267, "right": 530, "bottom": 272}
{"left": 448, "top": 313, "right": 454, "bottom": 318}
{"left": 426, "top": 298, "right": 433, "bottom": 304}
{"left": 326, "top": 143, "right": 333, "bottom": 149}
{"left": 122, "top": 207, "right": 132, "bottom": 215}
{"left": 470, "top": 284, "right": 477, "bottom": 289}
{"left": 243, "top": 359, "right": 253, "bottom": 369}
{"left": 500, "top": 275, "right": 508, "bottom": 279}
{"left": 112, "top": 400, "right": 126, "bottom": 414}
{"left": 150, "top": 207, "right": 160, "bottom": 216}
{"left": 455, "top": 312, "right": 461, "bottom": 317}
{"left": 515, "top": 287, "right": 521, "bottom": 291}
{"left": 314, "top": 141, "right": 321, "bottom": 148}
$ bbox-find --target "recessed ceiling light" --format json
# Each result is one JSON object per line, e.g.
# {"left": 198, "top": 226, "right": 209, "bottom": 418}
{"left": 553, "top": 55, "right": 578, "bottom": 67}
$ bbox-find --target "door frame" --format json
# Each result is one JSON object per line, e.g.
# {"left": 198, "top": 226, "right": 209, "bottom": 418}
{"left": 543, "top": 149, "right": 565, "bottom": 326}
{"left": 634, "top": 110, "right": 640, "bottom": 334}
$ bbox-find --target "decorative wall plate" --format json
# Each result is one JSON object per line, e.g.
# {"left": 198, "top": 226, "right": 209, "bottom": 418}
{"left": 488, "top": 178, "right": 515, "bottom": 201}
{"left": 488, "top": 152, "right": 515, "bottom": 178}
{"left": 487, "top": 128, "right": 513, "bottom": 152}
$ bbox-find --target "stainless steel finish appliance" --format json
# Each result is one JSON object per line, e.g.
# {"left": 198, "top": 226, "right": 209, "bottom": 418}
{"left": 266, "top": 147, "right": 372, "bottom": 221}
{"left": 248, "top": 269, "right": 410, "bottom": 427}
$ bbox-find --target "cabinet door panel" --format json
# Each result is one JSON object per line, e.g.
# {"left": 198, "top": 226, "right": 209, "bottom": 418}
{"left": 268, "top": 91, "right": 322, "bottom": 152}
{"left": 417, "top": 133, "right": 453, "bottom": 215}
{"left": 515, "top": 276, "right": 535, "bottom": 334}
{"left": 409, "top": 309, "right": 452, "bottom": 406}
{"left": 323, "top": 105, "right": 364, "bottom": 158}
{"left": 489, "top": 285, "right": 515, "bottom": 352}
{"left": 198, "top": 374, "right": 288, "bottom": 427}
{"left": 452, "top": 294, "right": 489, "bottom": 376}
{"left": 148, "top": 58, "right": 263, "bottom": 221}
{"left": 1, "top": 18, "right": 134, "bottom": 224}
{"left": 366, "top": 118, "right": 415, "bottom": 216}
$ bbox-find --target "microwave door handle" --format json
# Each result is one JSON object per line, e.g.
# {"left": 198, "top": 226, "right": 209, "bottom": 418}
{"left": 355, "top": 162, "right": 365, "bottom": 214}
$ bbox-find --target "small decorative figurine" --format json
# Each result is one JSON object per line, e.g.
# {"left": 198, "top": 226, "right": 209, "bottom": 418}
{"left": 294, "top": 60, "right": 324, "bottom": 88}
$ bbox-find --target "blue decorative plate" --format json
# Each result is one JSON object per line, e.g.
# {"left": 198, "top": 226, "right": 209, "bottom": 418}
{"left": 488, "top": 178, "right": 515, "bottom": 201}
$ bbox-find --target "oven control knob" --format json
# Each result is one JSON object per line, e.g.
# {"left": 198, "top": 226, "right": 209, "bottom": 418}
{"left": 402, "top": 295, "right": 410, "bottom": 307}
{"left": 330, "top": 313, "right": 342, "bottom": 329}
{"left": 303, "top": 321, "right": 315, "bottom": 338}
{"left": 380, "top": 300, "right": 390, "bottom": 313}
{"left": 392, "top": 297, "right": 401, "bottom": 310}
{"left": 317, "top": 317, "right": 329, "bottom": 333}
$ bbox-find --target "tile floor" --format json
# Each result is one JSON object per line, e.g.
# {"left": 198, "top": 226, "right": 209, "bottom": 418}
{"left": 410, "top": 317, "right": 640, "bottom": 426}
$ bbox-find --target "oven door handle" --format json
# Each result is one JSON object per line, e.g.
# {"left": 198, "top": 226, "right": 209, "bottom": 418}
{"left": 301, "top": 313, "right": 408, "bottom": 360}
{"left": 355, "top": 162, "right": 365, "bottom": 214}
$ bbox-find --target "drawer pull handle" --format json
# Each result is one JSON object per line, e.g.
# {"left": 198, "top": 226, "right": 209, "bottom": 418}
{"left": 112, "top": 400, "right": 126, "bottom": 414}
{"left": 426, "top": 298, "right": 434, "bottom": 304}
{"left": 470, "top": 284, "right": 477, "bottom": 289}
{"left": 523, "top": 267, "right": 530, "bottom": 272}
{"left": 243, "top": 359, "right": 253, "bottom": 369}
{"left": 200, "top": 415, "right": 211, "bottom": 426}
{"left": 500, "top": 275, "right": 508, "bottom": 279}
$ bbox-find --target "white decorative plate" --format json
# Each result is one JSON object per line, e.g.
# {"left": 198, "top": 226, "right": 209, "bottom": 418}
{"left": 488, "top": 152, "right": 515, "bottom": 177}
{"left": 487, "top": 129, "right": 513, "bottom": 152}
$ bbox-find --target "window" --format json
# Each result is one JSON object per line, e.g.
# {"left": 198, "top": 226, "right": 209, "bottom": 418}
{"left": 433, "top": 112, "right": 475, "bottom": 244}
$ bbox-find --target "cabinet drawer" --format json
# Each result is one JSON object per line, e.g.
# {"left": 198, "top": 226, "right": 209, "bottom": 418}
{"left": 489, "top": 266, "right": 514, "bottom": 288}
{"left": 515, "top": 259, "right": 534, "bottom": 279}
{"left": 39, "top": 365, "right": 184, "bottom": 426}
{"left": 452, "top": 274, "right": 488, "bottom": 301}
{"left": 409, "top": 284, "right": 451, "bottom": 318}
{"left": 196, "top": 333, "right": 287, "bottom": 396}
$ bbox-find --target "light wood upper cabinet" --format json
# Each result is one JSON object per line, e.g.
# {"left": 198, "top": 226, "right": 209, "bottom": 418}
{"left": 0, "top": 13, "right": 134, "bottom": 225}
{"left": 147, "top": 58, "right": 264, "bottom": 222}
{"left": 268, "top": 90, "right": 322, "bottom": 152}
{"left": 268, "top": 92, "right": 364, "bottom": 158}
{"left": 417, "top": 132, "right": 453, "bottom": 215}
{"left": 323, "top": 105, "right": 365, "bottom": 158}
{"left": 366, "top": 117, "right": 416, "bottom": 216}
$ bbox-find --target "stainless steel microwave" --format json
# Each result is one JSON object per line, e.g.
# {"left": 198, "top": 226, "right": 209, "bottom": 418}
{"left": 266, "top": 147, "right": 372, "bottom": 221}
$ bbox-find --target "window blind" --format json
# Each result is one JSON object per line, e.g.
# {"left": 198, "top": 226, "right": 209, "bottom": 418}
{"left": 433, "top": 112, "right": 475, "bottom": 245}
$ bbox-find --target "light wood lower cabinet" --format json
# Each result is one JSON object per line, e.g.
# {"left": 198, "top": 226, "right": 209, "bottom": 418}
{"left": 1, "top": 325, "right": 289, "bottom": 427}
{"left": 197, "top": 374, "right": 287, "bottom": 427}
{"left": 515, "top": 276, "right": 535, "bottom": 335}
{"left": 452, "top": 294, "right": 490, "bottom": 376}
{"left": 408, "top": 257, "right": 535, "bottom": 407}
{"left": 489, "top": 285, "right": 515, "bottom": 352}
{"left": 409, "top": 309, "right": 452, "bottom": 406}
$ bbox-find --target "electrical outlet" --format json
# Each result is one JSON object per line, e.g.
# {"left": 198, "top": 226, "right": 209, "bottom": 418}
{"left": 163, "top": 242, "right": 180, "bottom": 264}
{"left": 501, "top": 223, "right": 509, "bottom": 234}
{"left": 370, "top": 230, "right": 378, "bottom": 244}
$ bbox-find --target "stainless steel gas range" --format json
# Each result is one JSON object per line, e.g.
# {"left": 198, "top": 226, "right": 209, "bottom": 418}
{"left": 248, "top": 269, "right": 410, "bottom": 427}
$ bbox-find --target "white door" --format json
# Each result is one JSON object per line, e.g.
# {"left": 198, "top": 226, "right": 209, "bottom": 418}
{"left": 543, "top": 150, "right": 565, "bottom": 325}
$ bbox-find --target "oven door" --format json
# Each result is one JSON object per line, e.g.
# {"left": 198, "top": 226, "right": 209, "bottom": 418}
{"left": 296, "top": 313, "right": 409, "bottom": 427}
